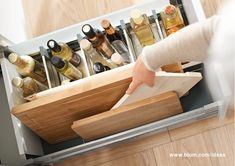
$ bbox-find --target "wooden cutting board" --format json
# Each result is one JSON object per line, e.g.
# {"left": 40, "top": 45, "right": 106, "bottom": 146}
{"left": 11, "top": 63, "right": 202, "bottom": 144}
{"left": 72, "top": 91, "right": 183, "bottom": 141}
{"left": 112, "top": 72, "right": 202, "bottom": 109}
{"left": 11, "top": 65, "right": 133, "bottom": 144}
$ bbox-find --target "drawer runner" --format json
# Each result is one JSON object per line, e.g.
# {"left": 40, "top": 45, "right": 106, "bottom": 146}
{"left": 25, "top": 102, "right": 219, "bottom": 165}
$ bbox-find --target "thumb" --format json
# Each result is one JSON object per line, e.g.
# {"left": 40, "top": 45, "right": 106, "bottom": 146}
{"left": 145, "top": 77, "right": 155, "bottom": 87}
{"left": 126, "top": 80, "right": 142, "bottom": 94}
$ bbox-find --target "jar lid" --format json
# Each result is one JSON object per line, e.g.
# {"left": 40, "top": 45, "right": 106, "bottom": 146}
{"left": 165, "top": 5, "right": 176, "bottom": 15}
{"left": 47, "top": 39, "right": 62, "bottom": 52}
{"left": 12, "top": 77, "right": 23, "bottom": 87}
{"left": 82, "top": 24, "right": 96, "bottom": 38}
{"left": 111, "top": 53, "right": 124, "bottom": 65}
{"left": 80, "top": 39, "right": 92, "bottom": 51}
{"left": 8, "top": 53, "right": 19, "bottom": 64}
{"left": 131, "top": 9, "right": 144, "bottom": 24}
{"left": 51, "top": 56, "right": 65, "bottom": 69}
{"left": 101, "top": 19, "right": 111, "bottom": 29}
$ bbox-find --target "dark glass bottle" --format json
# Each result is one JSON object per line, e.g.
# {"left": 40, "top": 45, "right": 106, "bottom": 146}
{"left": 47, "top": 39, "right": 81, "bottom": 67}
{"left": 51, "top": 56, "right": 83, "bottom": 80}
{"left": 101, "top": 19, "right": 123, "bottom": 43}
{"left": 93, "top": 62, "right": 110, "bottom": 74}
{"left": 82, "top": 24, "right": 115, "bottom": 59}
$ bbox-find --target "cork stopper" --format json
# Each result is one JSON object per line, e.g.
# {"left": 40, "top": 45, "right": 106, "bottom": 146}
{"left": 111, "top": 53, "right": 124, "bottom": 65}
{"left": 8, "top": 53, "right": 19, "bottom": 64}
{"left": 101, "top": 19, "right": 111, "bottom": 29}
{"left": 12, "top": 77, "right": 24, "bottom": 88}
{"left": 131, "top": 9, "right": 144, "bottom": 24}
{"left": 164, "top": 5, "right": 176, "bottom": 15}
{"left": 80, "top": 39, "right": 92, "bottom": 51}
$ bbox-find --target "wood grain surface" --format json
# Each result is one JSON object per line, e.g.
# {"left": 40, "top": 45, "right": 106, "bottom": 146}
{"left": 113, "top": 72, "right": 202, "bottom": 109}
{"left": 11, "top": 66, "right": 133, "bottom": 144}
{"left": 72, "top": 91, "right": 183, "bottom": 140}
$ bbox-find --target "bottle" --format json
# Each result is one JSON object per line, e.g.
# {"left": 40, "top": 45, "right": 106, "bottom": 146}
{"left": 80, "top": 39, "right": 117, "bottom": 75}
{"left": 47, "top": 39, "right": 81, "bottom": 67}
{"left": 160, "top": 5, "right": 185, "bottom": 73}
{"left": 12, "top": 77, "right": 47, "bottom": 98}
{"left": 93, "top": 62, "right": 110, "bottom": 74}
{"left": 82, "top": 24, "right": 115, "bottom": 59}
{"left": 101, "top": 19, "right": 123, "bottom": 43}
{"left": 111, "top": 53, "right": 124, "bottom": 66}
{"left": 160, "top": 5, "right": 185, "bottom": 36}
{"left": 51, "top": 56, "right": 83, "bottom": 81}
{"left": 8, "top": 53, "right": 48, "bottom": 86}
{"left": 111, "top": 40, "right": 130, "bottom": 64}
{"left": 130, "top": 9, "right": 155, "bottom": 47}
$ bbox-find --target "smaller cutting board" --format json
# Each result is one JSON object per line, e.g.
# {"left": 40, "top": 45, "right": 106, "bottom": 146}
{"left": 72, "top": 91, "right": 183, "bottom": 141}
{"left": 112, "top": 72, "right": 202, "bottom": 109}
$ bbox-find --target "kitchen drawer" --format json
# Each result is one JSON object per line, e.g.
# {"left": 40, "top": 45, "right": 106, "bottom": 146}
{"left": 0, "top": 0, "right": 227, "bottom": 165}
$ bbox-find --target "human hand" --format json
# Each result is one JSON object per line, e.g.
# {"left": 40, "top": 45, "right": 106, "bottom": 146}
{"left": 126, "top": 55, "right": 155, "bottom": 94}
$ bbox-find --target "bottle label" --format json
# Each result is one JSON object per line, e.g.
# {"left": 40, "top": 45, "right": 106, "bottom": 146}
{"left": 69, "top": 52, "right": 81, "bottom": 67}
{"left": 98, "top": 40, "right": 115, "bottom": 58}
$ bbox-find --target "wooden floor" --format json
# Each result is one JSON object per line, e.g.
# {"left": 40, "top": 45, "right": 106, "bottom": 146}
{"left": 21, "top": 0, "right": 234, "bottom": 165}
{"left": 55, "top": 110, "right": 234, "bottom": 166}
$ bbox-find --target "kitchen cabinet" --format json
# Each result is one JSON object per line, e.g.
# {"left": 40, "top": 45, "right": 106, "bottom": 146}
{"left": 0, "top": 0, "right": 227, "bottom": 165}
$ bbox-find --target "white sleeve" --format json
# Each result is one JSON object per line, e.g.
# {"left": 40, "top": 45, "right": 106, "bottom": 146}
{"left": 141, "top": 16, "right": 220, "bottom": 71}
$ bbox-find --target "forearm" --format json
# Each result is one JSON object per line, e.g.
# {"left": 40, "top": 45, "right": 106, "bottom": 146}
{"left": 142, "top": 16, "right": 220, "bottom": 71}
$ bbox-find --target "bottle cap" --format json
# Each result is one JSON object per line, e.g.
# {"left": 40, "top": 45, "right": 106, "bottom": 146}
{"left": 101, "top": 19, "right": 111, "bottom": 29}
{"left": 12, "top": 77, "right": 23, "bottom": 87}
{"left": 47, "top": 39, "right": 62, "bottom": 52}
{"left": 164, "top": 5, "right": 176, "bottom": 15}
{"left": 93, "top": 62, "right": 105, "bottom": 74}
{"left": 8, "top": 53, "right": 19, "bottom": 64}
{"left": 80, "top": 39, "right": 92, "bottom": 51}
{"left": 51, "top": 56, "right": 65, "bottom": 69}
{"left": 82, "top": 24, "right": 96, "bottom": 38}
{"left": 131, "top": 9, "right": 144, "bottom": 24}
{"left": 111, "top": 53, "right": 124, "bottom": 65}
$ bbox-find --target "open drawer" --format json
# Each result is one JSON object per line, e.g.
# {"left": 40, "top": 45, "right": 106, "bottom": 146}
{"left": 0, "top": 0, "right": 227, "bottom": 165}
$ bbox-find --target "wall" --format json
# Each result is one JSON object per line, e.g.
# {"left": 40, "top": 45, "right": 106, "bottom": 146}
{"left": 0, "top": 0, "right": 27, "bottom": 43}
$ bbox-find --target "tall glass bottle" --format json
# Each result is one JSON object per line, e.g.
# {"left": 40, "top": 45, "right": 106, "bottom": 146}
{"left": 8, "top": 53, "right": 48, "bottom": 86}
{"left": 101, "top": 19, "right": 123, "bottom": 42}
{"left": 160, "top": 5, "right": 185, "bottom": 36}
{"left": 47, "top": 39, "right": 81, "bottom": 67}
{"left": 160, "top": 5, "right": 185, "bottom": 73}
{"left": 51, "top": 56, "right": 83, "bottom": 81}
{"left": 80, "top": 39, "right": 117, "bottom": 75}
{"left": 12, "top": 77, "right": 47, "bottom": 98}
{"left": 82, "top": 24, "right": 115, "bottom": 59}
{"left": 130, "top": 9, "right": 155, "bottom": 47}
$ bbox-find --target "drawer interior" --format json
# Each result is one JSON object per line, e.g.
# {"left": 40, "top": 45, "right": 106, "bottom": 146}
{"left": 1, "top": 0, "right": 213, "bottom": 159}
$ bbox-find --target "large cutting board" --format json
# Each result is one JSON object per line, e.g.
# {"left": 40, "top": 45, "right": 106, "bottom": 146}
{"left": 72, "top": 91, "right": 183, "bottom": 141}
{"left": 112, "top": 72, "right": 202, "bottom": 109}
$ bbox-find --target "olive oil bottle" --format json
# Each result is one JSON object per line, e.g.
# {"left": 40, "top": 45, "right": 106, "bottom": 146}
{"left": 51, "top": 56, "right": 83, "bottom": 81}
{"left": 80, "top": 39, "right": 117, "bottom": 75}
{"left": 130, "top": 9, "right": 155, "bottom": 46}
{"left": 160, "top": 5, "right": 185, "bottom": 36}
{"left": 47, "top": 39, "right": 81, "bottom": 67}
{"left": 82, "top": 24, "right": 115, "bottom": 59}
{"left": 8, "top": 53, "right": 48, "bottom": 86}
{"left": 12, "top": 77, "right": 47, "bottom": 99}
{"left": 160, "top": 5, "right": 185, "bottom": 73}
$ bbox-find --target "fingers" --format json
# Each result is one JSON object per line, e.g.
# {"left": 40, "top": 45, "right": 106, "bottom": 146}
{"left": 145, "top": 78, "right": 155, "bottom": 87}
{"left": 126, "top": 79, "right": 142, "bottom": 95}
